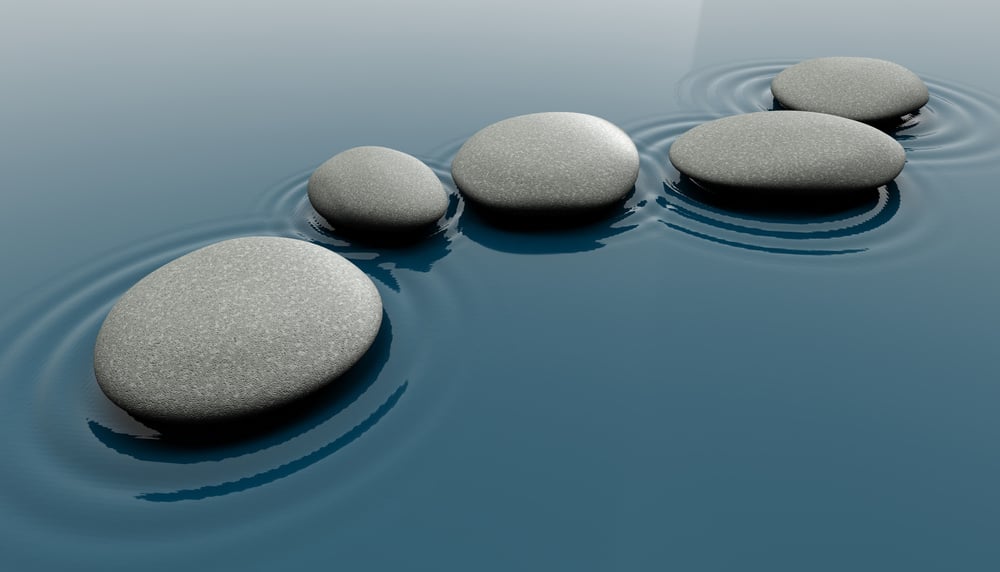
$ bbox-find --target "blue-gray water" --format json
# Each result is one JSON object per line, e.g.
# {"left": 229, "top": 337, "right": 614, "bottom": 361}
{"left": 3, "top": 1, "right": 1000, "bottom": 570}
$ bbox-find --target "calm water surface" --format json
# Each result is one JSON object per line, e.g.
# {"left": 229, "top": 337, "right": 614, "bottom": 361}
{"left": 3, "top": 1, "right": 1000, "bottom": 570}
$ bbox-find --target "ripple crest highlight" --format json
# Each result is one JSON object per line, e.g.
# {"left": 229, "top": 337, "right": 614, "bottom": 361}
{"left": 625, "top": 113, "right": 923, "bottom": 257}
{"left": 0, "top": 213, "right": 443, "bottom": 542}
{"left": 677, "top": 59, "right": 1000, "bottom": 167}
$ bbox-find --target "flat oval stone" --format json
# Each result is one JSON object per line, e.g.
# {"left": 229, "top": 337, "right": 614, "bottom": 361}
{"left": 308, "top": 146, "right": 448, "bottom": 233}
{"left": 668, "top": 111, "right": 906, "bottom": 192}
{"left": 94, "top": 236, "right": 382, "bottom": 425}
{"left": 451, "top": 112, "right": 639, "bottom": 214}
{"left": 771, "top": 57, "right": 929, "bottom": 122}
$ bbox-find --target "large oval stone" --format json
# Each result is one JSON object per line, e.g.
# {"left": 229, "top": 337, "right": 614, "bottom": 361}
{"left": 94, "top": 236, "right": 383, "bottom": 425}
{"left": 668, "top": 111, "right": 906, "bottom": 193}
{"left": 308, "top": 146, "right": 449, "bottom": 234}
{"left": 451, "top": 112, "right": 639, "bottom": 214}
{"left": 771, "top": 57, "right": 929, "bottom": 123}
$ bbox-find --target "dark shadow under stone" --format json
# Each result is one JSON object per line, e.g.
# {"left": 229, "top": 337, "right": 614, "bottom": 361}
{"left": 677, "top": 176, "right": 884, "bottom": 217}
{"left": 316, "top": 219, "right": 445, "bottom": 247}
{"left": 460, "top": 188, "right": 633, "bottom": 231}
{"left": 455, "top": 189, "right": 638, "bottom": 255}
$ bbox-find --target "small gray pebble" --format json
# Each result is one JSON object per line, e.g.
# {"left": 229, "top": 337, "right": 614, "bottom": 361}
{"left": 451, "top": 112, "right": 639, "bottom": 214}
{"left": 668, "top": 111, "right": 906, "bottom": 192}
{"left": 308, "top": 146, "right": 448, "bottom": 233}
{"left": 94, "top": 236, "right": 383, "bottom": 425}
{"left": 771, "top": 57, "right": 929, "bottom": 122}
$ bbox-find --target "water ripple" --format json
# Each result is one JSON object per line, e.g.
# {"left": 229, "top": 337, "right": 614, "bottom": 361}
{"left": 0, "top": 211, "right": 452, "bottom": 539}
{"left": 0, "top": 77, "right": 968, "bottom": 544}
{"left": 676, "top": 59, "right": 1000, "bottom": 167}
{"left": 255, "top": 156, "right": 464, "bottom": 290}
{"left": 624, "top": 113, "right": 933, "bottom": 257}
{"left": 137, "top": 382, "right": 407, "bottom": 502}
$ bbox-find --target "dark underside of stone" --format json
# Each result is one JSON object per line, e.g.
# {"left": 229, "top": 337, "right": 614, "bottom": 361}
{"left": 675, "top": 175, "right": 885, "bottom": 215}
{"left": 318, "top": 216, "right": 446, "bottom": 246}
{"left": 458, "top": 188, "right": 635, "bottom": 230}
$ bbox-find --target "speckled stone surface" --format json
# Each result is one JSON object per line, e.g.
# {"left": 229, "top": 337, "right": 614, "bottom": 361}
{"left": 771, "top": 57, "right": 929, "bottom": 122}
{"left": 308, "top": 146, "right": 449, "bottom": 233}
{"left": 668, "top": 111, "right": 906, "bottom": 192}
{"left": 450, "top": 112, "right": 639, "bottom": 213}
{"left": 94, "top": 236, "right": 383, "bottom": 425}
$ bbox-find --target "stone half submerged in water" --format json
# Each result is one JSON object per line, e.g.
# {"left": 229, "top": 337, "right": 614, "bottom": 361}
{"left": 308, "top": 146, "right": 449, "bottom": 236}
{"left": 771, "top": 57, "right": 930, "bottom": 123}
{"left": 93, "top": 236, "right": 383, "bottom": 427}
{"left": 668, "top": 111, "right": 906, "bottom": 195}
{"left": 450, "top": 112, "right": 640, "bottom": 220}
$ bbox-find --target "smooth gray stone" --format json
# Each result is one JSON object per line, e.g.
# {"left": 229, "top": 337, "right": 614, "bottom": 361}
{"left": 308, "top": 146, "right": 448, "bottom": 233}
{"left": 450, "top": 112, "right": 639, "bottom": 213}
{"left": 668, "top": 111, "right": 906, "bottom": 192}
{"left": 771, "top": 57, "right": 929, "bottom": 122}
{"left": 94, "top": 236, "right": 382, "bottom": 425}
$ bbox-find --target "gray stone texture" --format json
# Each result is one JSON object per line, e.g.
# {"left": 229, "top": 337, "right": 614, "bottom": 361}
{"left": 308, "top": 146, "right": 448, "bottom": 233}
{"left": 94, "top": 236, "right": 383, "bottom": 424}
{"left": 451, "top": 112, "right": 640, "bottom": 213}
{"left": 771, "top": 57, "right": 929, "bottom": 122}
{"left": 668, "top": 111, "right": 906, "bottom": 192}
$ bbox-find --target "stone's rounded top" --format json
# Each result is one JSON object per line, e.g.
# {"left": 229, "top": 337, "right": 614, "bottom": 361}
{"left": 668, "top": 111, "right": 907, "bottom": 192}
{"left": 94, "top": 236, "right": 383, "bottom": 425}
{"left": 450, "top": 112, "right": 640, "bottom": 213}
{"left": 771, "top": 57, "right": 930, "bottom": 122}
{"left": 308, "top": 146, "right": 449, "bottom": 233}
